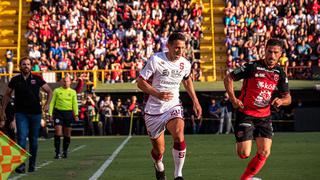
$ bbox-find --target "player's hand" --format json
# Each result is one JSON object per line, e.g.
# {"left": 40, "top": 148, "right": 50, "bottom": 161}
{"left": 231, "top": 98, "right": 244, "bottom": 109}
{"left": 75, "top": 116, "right": 79, "bottom": 122}
{"left": 157, "top": 92, "right": 173, "bottom": 101}
{"left": 193, "top": 102, "right": 202, "bottom": 119}
{"left": 271, "top": 97, "right": 283, "bottom": 107}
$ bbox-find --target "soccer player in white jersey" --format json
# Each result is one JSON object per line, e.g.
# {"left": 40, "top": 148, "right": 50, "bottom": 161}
{"left": 137, "top": 32, "right": 202, "bottom": 180}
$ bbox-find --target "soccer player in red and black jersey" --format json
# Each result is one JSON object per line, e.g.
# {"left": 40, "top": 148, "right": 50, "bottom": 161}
{"left": 224, "top": 38, "right": 292, "bottom": 180}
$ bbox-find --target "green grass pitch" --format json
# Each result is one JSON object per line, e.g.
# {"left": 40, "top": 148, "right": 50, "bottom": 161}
{"left": 9, "top": 133, "right": 320, "bottom": 180}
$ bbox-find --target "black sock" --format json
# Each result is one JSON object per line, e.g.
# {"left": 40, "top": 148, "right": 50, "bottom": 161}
{"left": 54, "top": 135, "right": 61, "bottom": 154}
{"left": 63, "top": 136, "right": 71, "bottom": 153}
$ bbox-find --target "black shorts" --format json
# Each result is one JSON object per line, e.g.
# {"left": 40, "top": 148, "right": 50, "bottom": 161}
{"left": 234, "top": 111, "right": 273, "bottom": 142}
{"left": 53, "top": 109, "right": 74, "bottom": 128}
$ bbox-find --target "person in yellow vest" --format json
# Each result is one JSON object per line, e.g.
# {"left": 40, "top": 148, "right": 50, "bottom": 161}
{"left": 49, "top": 76, "right": 78, "bottom": 159}
{"left": 279, "top": 52, "right": 289, "bottom": 75}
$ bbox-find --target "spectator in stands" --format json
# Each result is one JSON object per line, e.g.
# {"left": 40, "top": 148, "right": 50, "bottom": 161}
{"left": 219, "top": 93, "right": 233, "bottom": 134}
{"left": 208, "top": 98, "right": 221, "bottom": 133}
{"left": 5, "top": 49, "right": 13, "bottom": 79}
{"left": 191, "top": 62, "right": 202, "bottom": 81}
{"left": 99, "top": 95, "right": 114, "bottom": 135}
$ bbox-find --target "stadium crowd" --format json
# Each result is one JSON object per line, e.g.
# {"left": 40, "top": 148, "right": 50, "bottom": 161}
{"left": 224, "top": 0, "right": 320, "bottom": 80}
{"left": 25, "top": 0, "right": 203, "bottom": 83}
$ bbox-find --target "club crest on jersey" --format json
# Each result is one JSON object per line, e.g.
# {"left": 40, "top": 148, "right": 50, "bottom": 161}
{"left": 31, "top": 79, "right": 36, "bottom": 84}
{"left": 274, "top": 74, "right": 279, "bottom": 81}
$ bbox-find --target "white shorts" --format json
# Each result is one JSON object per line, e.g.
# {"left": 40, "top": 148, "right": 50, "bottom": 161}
{"left": 144, "top": 105, "right": 184, "bottom": 139}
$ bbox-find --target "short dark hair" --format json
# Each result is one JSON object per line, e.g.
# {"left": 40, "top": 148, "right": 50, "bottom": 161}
{"left": 19, "top": 57, "right": 31, "bottom": 66}
{"left": 167, "top": 32, "right": 186, "bottom": 45}
{"left": 266, "top": 38, "right": 284, "bottom": 49}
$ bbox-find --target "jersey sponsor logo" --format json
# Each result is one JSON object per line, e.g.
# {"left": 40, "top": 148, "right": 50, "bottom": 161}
{"left": 162, "top": 69, "right": 169, "bottom": 76}
{"left": 255, "top": 73, "right": 266, "bottom": 78}
{"left": 160, "top": 80, "right": 179, "bottom": 86}
{"left": 257, "top": 81, "right": 276, "bottom": 90}
{"left": 171, "top": 70, "right": 182, "bottom": 78}
{"left": 31, "top": 79, "right": 36, "bottom": 84}
{"left": 233, "top": 66, "right": 245, "bottom": 74}
{"left": 254, "top": 90, "right": 272, "bottom": 107}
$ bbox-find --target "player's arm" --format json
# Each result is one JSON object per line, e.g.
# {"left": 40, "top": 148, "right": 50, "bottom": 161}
{"left": 224, "top": 73, "right": 244, "bottom": 109}
{"left": 271, "top": 93, "right": 291, "bottom": 107}
{"left": 272, "top": 70, "right": 291, "bottom": 107}
{"left": 224, "top": 63, "right": 253, "bottom": 108}
{"left": 41, "top": 83, "right": 52, "bottom": 112}
{"left": 48, "top": 89, "right": 57, "bottom": 121}
{"left": 182, "top": 76, "right": 202, "bottom": 119}
{"left": 72, "top": 91, "right": 79, "bottom": 121}
{"left": 137, "top": 77, "right": 172, "bottom": 101}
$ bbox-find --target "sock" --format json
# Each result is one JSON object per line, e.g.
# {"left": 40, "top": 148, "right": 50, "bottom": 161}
{"left": 151, "top": 149, "right": 164, "bottom": 172}
{"left": 63, "top": 136, "right": 71, "bottom": 153}
{"left": 54, "top": 135, "right": 61, "bottom": 154}
{"left": 241, "top": 153, "right": 267, "bottom": 180}
{"left": 172, "top": 141, "right": 186, "bottom": 178}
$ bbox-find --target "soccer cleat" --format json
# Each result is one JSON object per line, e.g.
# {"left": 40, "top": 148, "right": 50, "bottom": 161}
{"left": 54, "top": 153, "right": 61, "bottom": 159}
{"left": 154, "top": 165, "right": 166, "bottom": 180}
{"left": 174, "top": 177, "right": 184, "bottom": 180}
{"left": 62, "top": 152, "right": 68, "bottom": 159}
{"left": 28, "top": 166, "right": 35, "bottom": 172}
{"left": 250, "top": 177, "right": 262, "bottom": 180}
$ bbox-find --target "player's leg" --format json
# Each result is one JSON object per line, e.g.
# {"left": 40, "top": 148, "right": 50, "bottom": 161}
{"left": 241, "top": 117, "right": 273, "bottom": 180}
{"left": 145, "top": 113, "right": 168, "bottom": 180}
{"left": 150, "top": 132, "right": 166, "bottom": 180}
{"left": 241, "top": 138, "right": 272, "bottom": 180}
{"left": 166, "top": 117, "right": 186, "bottom": 180}
{"left": 62, "top": 126, "right": 72, "bottom": 158}
{"left": 236, "top": 140, "right": 252, "bottom": 159}
{"left": 234, "top": 111, "right": 254, "bottom": 159}
{"left": 62, "top": 113, "right": 73, "bottom": 158}
{"left": 54, "top": 124, "right": 63, "bottom": 159}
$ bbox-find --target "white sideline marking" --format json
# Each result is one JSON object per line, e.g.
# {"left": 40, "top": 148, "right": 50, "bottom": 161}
{"left": 89, "top": 136, "right": 132, "bottom": 180}
{"left": 9, "top": 145, "right": 86, "bottom": 180}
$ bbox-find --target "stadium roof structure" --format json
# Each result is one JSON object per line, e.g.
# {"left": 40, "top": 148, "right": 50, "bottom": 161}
{"left": 95, "top": 80, "right": 320, "bottom": 93}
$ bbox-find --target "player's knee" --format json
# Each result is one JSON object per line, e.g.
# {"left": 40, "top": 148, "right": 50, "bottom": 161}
{"left": 153, "top": 147, "right": 165, "bottom": 156}
{"left": 257, "top": 150, "right": 270, "bottom": 158}
{"left": 237, "top": 151, "right": 250, "bottom": 159}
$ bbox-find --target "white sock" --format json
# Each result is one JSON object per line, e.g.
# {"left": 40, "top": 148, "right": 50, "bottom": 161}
{"left": 172, "top": 148, "right": 186, "bottom": 178}
{"left": 152, "top": 153, "right": 164, "bottom": 172}
{"left": 154, "top": 160, "right": 164, "bottom": 172}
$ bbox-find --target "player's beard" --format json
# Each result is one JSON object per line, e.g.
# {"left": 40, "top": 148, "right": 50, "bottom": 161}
{"left": 21, "top": 67, "right": 31, "bottom": 76}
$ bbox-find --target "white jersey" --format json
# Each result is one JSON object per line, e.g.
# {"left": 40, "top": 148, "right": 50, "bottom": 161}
{"left": 139, "top": 52, "right": 191, "bottom": 115}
